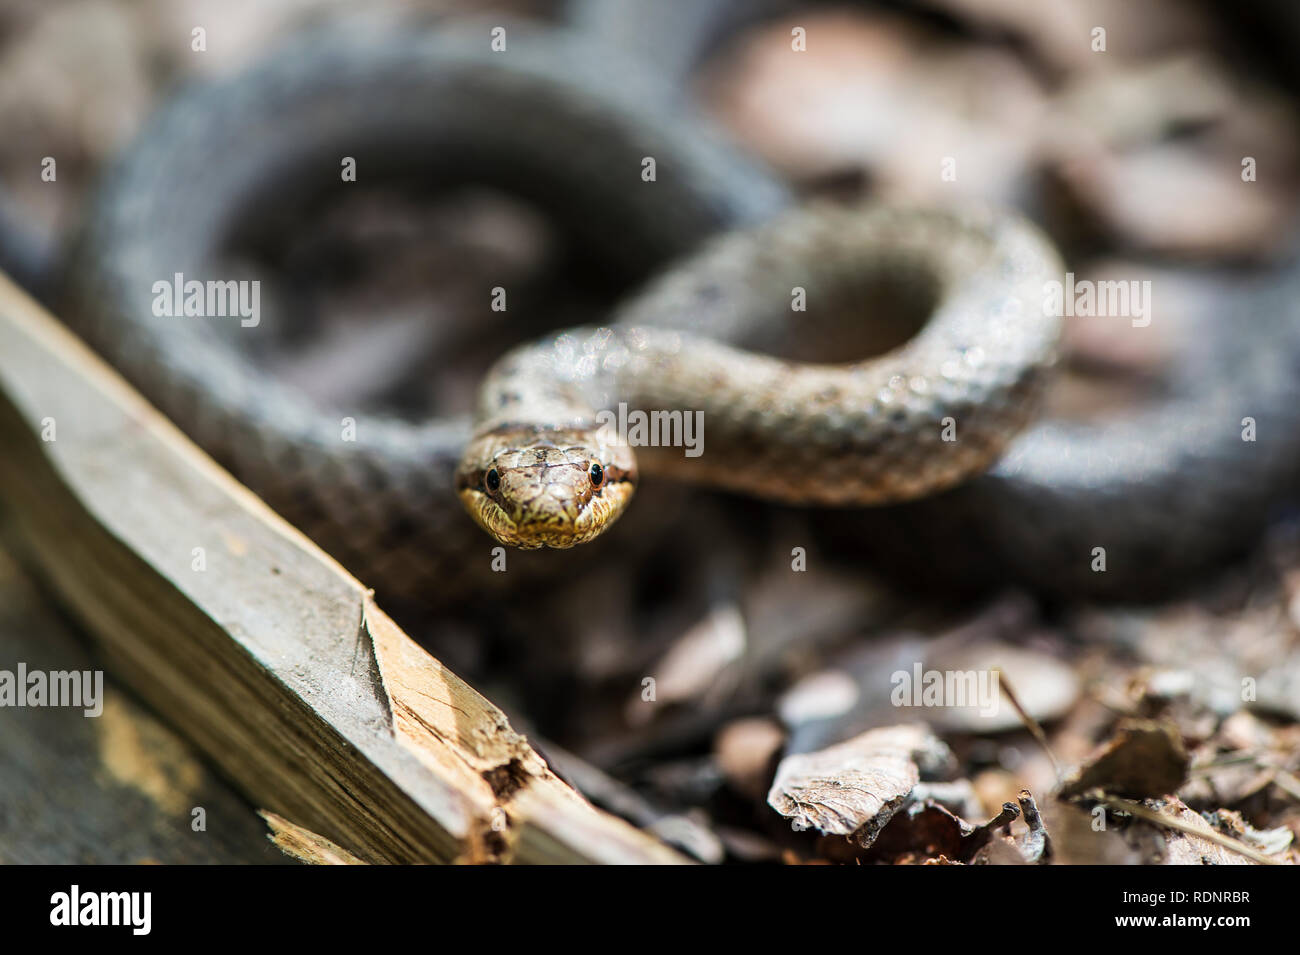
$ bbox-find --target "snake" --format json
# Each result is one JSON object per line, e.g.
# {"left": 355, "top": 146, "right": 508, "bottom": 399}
{"left": 60, "top": 17, "right": 788, "bottom": 604}
{"left": 838, "top": 268, "right": 1300, "bottom": 599}
{"left": 571, "top": 0, "right": 1300, "bottom": 598}
{"left": 457, "top": 202, "right": 1062, "bottom": 547}
{"left": 62, "top": 14, "right": 1300, "bottom": 603}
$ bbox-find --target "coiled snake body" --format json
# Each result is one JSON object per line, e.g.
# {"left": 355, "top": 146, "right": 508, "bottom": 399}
{"left": 63, "top": 20, "right": 788, "bottom": 601}
{"left": 65, "top": 17, "right": 1300, "bottom": 602}
{"left": 458, "top": 204, "right": 1061, "bottom": 547}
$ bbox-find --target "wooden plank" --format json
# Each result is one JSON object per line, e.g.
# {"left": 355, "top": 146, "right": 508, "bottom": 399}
{"left": 0, "top": 272, "right": 685, "bottom": 864}
{"left": 0, "top": 544, "right": 288, "bottom": 864}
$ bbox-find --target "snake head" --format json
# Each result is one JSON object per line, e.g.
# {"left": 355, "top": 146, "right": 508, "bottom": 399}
{"left": 456, "top": 423, "right": 637, "bottom": 549}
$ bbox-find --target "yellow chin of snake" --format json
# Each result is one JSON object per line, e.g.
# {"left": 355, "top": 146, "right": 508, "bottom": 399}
{"left": 457, "top": 481, "right": 637, "bottom": 549}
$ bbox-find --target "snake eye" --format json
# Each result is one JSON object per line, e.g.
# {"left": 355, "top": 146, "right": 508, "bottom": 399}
{"left": 588, "top": 462, "right": 604, "bottom": 488}
{"left": 485, "top": 468, "right": 500, "bottom": 492}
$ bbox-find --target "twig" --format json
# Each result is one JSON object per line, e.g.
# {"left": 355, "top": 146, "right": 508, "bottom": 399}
{"left": 1272, "top": 769, "right": 1300, "bottom": 802}
{"left": 962, "top": 801, "right": 1021, "bottom": 859}
{"left": 1017, "top": 789, "right": 1051, "bottom": 863}
{"left": 995, "top": 667, "right": 1062, "bottom": 778}
{"left": 1093, "top": 794, "right": 1280, "bottom": 866}
{"left": 1186, "top": 752, "right": 1265, "bottom": 775}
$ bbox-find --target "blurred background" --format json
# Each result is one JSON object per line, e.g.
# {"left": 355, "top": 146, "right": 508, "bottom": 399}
{"left": 2, "top": 0, "right": 1300, "bottom": 864}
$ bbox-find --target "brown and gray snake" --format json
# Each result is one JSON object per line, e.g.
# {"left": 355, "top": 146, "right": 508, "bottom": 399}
{"left": 58, "top": 16, "right": 1300, "bottom": 603}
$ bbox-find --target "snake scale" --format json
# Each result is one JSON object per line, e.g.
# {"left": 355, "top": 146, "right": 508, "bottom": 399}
{"left": 63, "top": 18, "right": 788, "bottom": 602}
{"left": 64, "top": 16, "right": 1300, "bottom": 602}
{"left": 459, "top": 203, "right": 1061, "bottom": 547}
{"left": 573, "top": 1, "right": 1300, "bottom": 598}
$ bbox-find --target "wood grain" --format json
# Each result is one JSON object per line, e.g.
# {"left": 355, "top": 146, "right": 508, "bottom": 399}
{"left": 0, "top": 272, "right": 685, "bottom": 864}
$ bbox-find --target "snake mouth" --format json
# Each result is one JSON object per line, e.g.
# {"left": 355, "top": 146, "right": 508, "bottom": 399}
{"left": 457, "top": 481, "right": 636, "bottom": 549}
{"left": 455, "top": 422, "right": 639, "bottom": 549}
